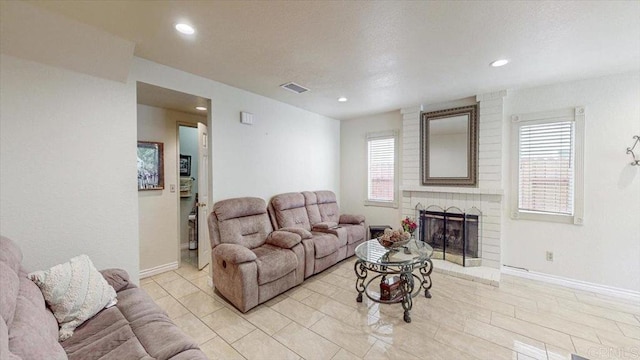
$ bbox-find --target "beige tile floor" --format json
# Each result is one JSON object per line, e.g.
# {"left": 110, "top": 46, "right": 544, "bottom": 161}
{"left": 141, "top": 258, "right": 640, "bottom": 360}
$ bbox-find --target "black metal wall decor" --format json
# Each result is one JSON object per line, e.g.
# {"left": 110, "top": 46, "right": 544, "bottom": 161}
{"left": 626, "top": 135, "right": 640, "bottom": 166}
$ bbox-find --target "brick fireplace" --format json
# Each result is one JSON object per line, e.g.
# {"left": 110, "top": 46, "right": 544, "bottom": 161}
{"left": 400, "top": 91, "right": 506, "bottom": 276}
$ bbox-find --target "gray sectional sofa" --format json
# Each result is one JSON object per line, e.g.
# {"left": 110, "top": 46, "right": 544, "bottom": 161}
{"left": 0, "top": 236, "right": 207, "bottom": 360}
{"left": 208, "top": 190, "right": 366, "bottom": 313}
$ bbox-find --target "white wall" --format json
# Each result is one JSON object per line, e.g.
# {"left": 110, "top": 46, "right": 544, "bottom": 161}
{"left": 131, "top": 58, "right": 341, "bottom": 204}
{"left": 0, "top": 54, "right": 139, "bottom": 282}
{"left": 503, "top": 72, "right": 640, "bottom": 292}
{"left": 341, "top": 110, "right": 402, "bottom": 228}
{"left": 1, "top": 51, "right": 341, "bottom": 282}
{"left": 137, "top": 105, "right": 203, "bottom": 272}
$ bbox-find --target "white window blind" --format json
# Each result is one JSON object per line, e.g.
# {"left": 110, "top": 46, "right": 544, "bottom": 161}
{"left": 367, "top": 134, "right": 396, "bottom": 203}
{"left": 511, "top": 107, "right": 584, "bottom": 225}
{"left": 518, "top": 121, "right": 574, "bottom": 215}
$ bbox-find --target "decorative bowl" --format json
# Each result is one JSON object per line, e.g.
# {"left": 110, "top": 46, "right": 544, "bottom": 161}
{"left": 377, "top": 237, "right": 410, "bottom": 249}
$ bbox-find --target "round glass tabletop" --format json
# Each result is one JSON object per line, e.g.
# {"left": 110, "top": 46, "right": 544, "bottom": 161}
{"left": 355, "top": 239, "right": 433, "bottom": 267}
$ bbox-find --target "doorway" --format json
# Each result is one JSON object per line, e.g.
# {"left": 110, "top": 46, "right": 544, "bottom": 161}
{"left": 136, "top": 82, "right": 212, "bottom": 277}
{"left": 179, "top": 125, "right": 199, "bottom": 269}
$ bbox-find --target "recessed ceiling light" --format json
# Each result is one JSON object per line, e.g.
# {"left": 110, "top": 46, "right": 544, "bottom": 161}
{"left": 175, "top": 23, "right": 195, "bottom": 35}
{"left": 337, "top": 97, "right": 348, "bottom": 102}
{"left": 490, "top": 59, "right": 509, "bottom": 67}
{"left": 195, "top": 106, "right": 207, "bottom": 111}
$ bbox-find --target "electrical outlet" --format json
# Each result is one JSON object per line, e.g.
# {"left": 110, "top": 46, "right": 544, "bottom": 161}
{"left": 546, "top": 251, "right": 554, "bottom": 262}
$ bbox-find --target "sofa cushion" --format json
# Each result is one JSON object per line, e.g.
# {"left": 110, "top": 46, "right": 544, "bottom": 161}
{"left": 217, "top": 213, "right": 272, "bottom": 249}
{"left": 314, "top": 227, "right": 348, "bottom": 248}
{"left": 253, "top": 244, "right": 298, "bottom": 285}
{"left": 60, "top": 306, "right": 147, "bottom": 360}
{"left": 266, "top": 231, "right": 302, "bottom": 249}
{"left": 1, "top": 318, "right": 19, "bottom": 360}
{"left": 339, "top": 214, "right": 365, "bottom": 224}
{"left": 310, "top": 232, "right": 343, "bottom": 258}
{"left": 342, "top": 224, "right": 366, "bottom": 244}
{"left": 0, "top": 237, "right": 67, "bottom": 360}
{"left": 279, "top": 227, "right": 313, "bottom": 239}
{"left": 214, "top": 243, "right": 258, "bottom": 264}
{"left": 312, "top": 222, "right": 339, "bottom": 230}
{"left": 62, "top": 286, "right": 206, "bottom": 360}
{"left": 214, "top": 197, "right": 267, "bottom": 221}
{"left": 271, "top": 193, "right": 312, "bottom": 231}
{"left": 0, "top": 262, "right": 19, "bottom": 326}
{"left": 271, "top": 192, "right": 305, "bottom": 211}
{"left": 302, "top": 191, "right": 322, "bottom": 225}
{"left": 0, "top": 236, "right": 22, "bottom": 274}
{"left": 29, "top": 255, "right": 118, "bottom": 341}
{"left": 315, "top": 190, "right": 337, "bottom": 204}
{"left": 8, "top": 274, "right": 67, "bottom": 359}
{"left": 99, "top": 269, "right": 131, "bottom": 292}
{"left": 315, "top": 191, "right": 341, "bottom": 224}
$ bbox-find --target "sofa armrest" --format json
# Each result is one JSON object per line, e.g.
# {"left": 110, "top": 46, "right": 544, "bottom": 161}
{"left": 279, "top": 227, "right": 313, "bottom": 239}
{"left": 266, "top": 231, "right": 302, "bottom": 249}
{"left": 100, "top": 268, "right": 131, "bottom": 292}
{"left": 312, "top": 221, "right": 339, "bottom": 230}
{"left": 339, "top": 214, "right": 365, "bottom": 225}
{"left": 214, "top": 244, "right": 257, "bottom": 264}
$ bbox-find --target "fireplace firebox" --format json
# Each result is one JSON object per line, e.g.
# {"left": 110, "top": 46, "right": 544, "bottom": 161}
{"left": 418, "top": 206, "right": 481, "bottom": 267}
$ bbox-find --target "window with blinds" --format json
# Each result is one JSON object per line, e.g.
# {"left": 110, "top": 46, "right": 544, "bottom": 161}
{"left": 518, "top": 121, "right": 574, "bottom": 215}
{"left": 366, "top": 131, "right": 397, "bottom": 206}
{"left": 511, "top": 107, "right": 584, "bottom": 225}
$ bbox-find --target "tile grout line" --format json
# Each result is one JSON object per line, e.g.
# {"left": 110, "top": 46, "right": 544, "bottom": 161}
{"left": 451, "top": 320, "right": 540, "bottom": 360}
{"left": 274, "top": 325, "right": 341, "bottom": 360}
{"left": 489, "top": 312, "right": 576, "bottom": 354}
{"left": 145, "top": 260, "right": 638, "bottom": 360}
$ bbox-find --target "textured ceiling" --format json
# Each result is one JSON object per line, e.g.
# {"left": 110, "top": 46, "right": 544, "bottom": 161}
{"left": 29, "top": 0, "right": 640, "bottom": 120}
{"left": 137, "top": 82, "right": 209, "bottom": 116}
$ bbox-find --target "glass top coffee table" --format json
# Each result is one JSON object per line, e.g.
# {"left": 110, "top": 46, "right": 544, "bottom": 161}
{"left": 354, "top": 239, "right": 434, "bottom": 323}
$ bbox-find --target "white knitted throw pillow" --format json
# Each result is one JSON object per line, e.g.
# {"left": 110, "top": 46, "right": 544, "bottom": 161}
{"left": 29, "top": 255, "right": 117, "bottom": 341}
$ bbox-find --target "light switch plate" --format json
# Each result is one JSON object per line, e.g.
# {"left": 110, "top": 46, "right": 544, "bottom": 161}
{"left": 170, "top": 184, "right": 176, "bottom": 193}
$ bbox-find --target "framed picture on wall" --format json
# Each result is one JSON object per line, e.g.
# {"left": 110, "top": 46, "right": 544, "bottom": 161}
{"left": 179, "top": 154, "right": 191, "bottom": 176}
{"left": 137, "top": 141, "right": 164, "bottom": 190}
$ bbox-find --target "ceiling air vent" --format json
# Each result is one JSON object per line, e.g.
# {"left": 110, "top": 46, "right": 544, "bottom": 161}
{"left": 280, "top": 82, "right": 310, "bottom": 94}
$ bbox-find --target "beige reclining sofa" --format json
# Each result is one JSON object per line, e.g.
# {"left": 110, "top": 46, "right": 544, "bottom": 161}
{"left": 268, "top": 191, "right": 366, "bottom": 277}
{"left": 207, "top": 197, "right": 307, "bottom": 313}
{"left": 208, "top": 191, "right": 365, "bottom": 313}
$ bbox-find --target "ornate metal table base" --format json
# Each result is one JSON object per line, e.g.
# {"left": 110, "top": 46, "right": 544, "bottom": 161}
{"left": 354, "top": 257, "right": 433, "bottom": 323}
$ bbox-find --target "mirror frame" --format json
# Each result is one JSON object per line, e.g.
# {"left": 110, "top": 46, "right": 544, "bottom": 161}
{"left": 420, "top": 104, "right": 478, "bottom": 186}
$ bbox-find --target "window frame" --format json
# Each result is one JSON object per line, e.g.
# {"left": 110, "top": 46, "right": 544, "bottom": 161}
{"left": 365, "top": 130, "right": 399, "bottom": 208}
{"left": 510, "top": 107, "right": 585, "bottom": 225}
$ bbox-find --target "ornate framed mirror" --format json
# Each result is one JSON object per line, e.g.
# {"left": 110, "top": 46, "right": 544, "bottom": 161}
{"left": 420, "top": 104, "right": 478, "bottom": 186}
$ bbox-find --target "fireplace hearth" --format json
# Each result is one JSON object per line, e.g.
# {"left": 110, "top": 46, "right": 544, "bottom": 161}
{"left": 418, "top": 206, "right": 481, "bottom": 267}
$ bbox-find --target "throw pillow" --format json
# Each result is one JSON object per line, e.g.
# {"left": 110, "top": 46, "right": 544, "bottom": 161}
{"left": 28, "top": 255, "right": 117, "bottom": 341}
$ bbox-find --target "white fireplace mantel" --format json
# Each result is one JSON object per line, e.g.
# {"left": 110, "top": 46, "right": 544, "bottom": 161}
{"left": 401, "top": 185, "right": 503, "bottom": 196}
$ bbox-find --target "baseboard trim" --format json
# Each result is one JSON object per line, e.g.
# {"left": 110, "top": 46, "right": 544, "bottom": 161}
{"left": 139, "top": 262, "right": 179, "bottom": 279}
{"left": 501, "top": 266, "right": 640, "bottom": 301}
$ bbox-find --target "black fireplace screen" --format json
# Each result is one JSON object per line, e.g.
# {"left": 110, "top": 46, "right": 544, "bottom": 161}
{"left": 419, "top": 209, "right": 479, "bottom": 266}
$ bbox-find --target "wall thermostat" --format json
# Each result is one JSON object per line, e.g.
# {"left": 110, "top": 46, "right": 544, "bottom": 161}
{"left": 240, "top": 111, "right": 254, "bottom": 125}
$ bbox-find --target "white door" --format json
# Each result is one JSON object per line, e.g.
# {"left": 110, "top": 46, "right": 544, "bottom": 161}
{"left": 197, "top": 122, "right": 211, "bottom": 270}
